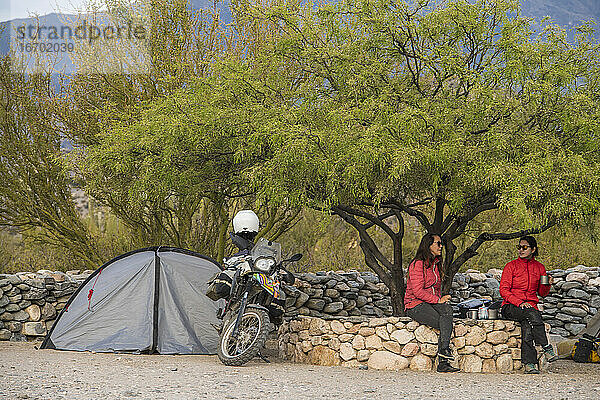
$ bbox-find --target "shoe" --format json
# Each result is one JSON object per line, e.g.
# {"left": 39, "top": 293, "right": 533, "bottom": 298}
{"left": 437, "top": 361, "right": 460, "bottom": 373}
{"left": 524, "top": 363, "right": 540, "bottom": 374}
{"left": 542, "top": 344, "right": 559, "bottom": 362}
{"left": 438, "top": 348, "right": 455, "bottom": 361}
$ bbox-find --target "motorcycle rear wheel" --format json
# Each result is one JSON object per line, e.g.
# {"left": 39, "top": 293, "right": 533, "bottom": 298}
{"left": 218, "top": 306, "right": 270, "bottom": 366}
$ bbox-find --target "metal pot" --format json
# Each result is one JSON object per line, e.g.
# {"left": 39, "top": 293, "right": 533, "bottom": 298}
{"left": 488, "top": 309, "right": 499, "bottom": 320}
{"left": 467, "top": 309, "right": 478, "bottom": 320}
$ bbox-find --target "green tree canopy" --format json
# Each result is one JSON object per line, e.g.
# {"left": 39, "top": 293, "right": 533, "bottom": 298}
{"left": 236, "top": 0, "right": 600, "bottom": 313}
{"left": 0, "top": 56, "right": 101, "bottom": 266}
{"left": 61, "top": 0, "right": 300, "bottom": 261}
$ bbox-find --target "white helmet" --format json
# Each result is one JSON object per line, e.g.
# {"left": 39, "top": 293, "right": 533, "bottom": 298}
{"left": 233, "top": 210, "right": 260, "bottom": 234}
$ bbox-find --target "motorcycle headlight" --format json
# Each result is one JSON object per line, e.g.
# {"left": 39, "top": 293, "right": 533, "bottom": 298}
{"left": 254, "top": 256, "right": 276, "bottom": 273}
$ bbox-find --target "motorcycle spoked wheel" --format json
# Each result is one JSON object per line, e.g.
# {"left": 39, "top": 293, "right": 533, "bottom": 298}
{"left": 217, "top": 306, "right": 270, "bottom": 366}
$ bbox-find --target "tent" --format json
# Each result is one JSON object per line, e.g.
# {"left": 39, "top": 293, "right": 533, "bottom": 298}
{"left": 41, "top": 247, "right": 223, "bottom": 354}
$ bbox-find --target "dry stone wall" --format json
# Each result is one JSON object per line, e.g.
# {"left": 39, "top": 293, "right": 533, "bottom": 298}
{"left": 1, "top": 264, "right": 598, "bottom": 342}
{"left": 278, "top": 316, "right": 529, "bottom": 373}
{"left": 0, "top": 270, "right": 90, "bottom": 342}
{"left": 285, "top": 266, "right": 600, "bottom": 337}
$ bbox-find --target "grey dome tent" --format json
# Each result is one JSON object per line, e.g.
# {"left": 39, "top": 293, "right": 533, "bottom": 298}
{"left": 41, "top": 247, "right": 223, "bottom": 354}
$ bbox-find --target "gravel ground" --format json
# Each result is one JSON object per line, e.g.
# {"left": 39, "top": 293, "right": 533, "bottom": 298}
{"left": 1, "top": 341, "right": 599, "bottom": 400}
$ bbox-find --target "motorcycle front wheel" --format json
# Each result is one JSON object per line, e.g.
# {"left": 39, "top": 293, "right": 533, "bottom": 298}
{"left": 217, "top": 306, "right": 270, "bottom": 366}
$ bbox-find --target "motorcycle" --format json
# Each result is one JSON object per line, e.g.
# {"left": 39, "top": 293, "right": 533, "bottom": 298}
{"left": 213, "top": 235, "right": 301, "bottom": 366}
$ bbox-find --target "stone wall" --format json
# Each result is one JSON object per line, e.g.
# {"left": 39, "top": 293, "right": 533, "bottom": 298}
{"left": 1, "top": 264, "right": 598, "bottom": 342}
{"left": 284, "top": 265, "right": 600, "bottom": 337}
{"left": 278, "top": 316, "right": 528, "bottom": 373}
{"left": 0, "top": 270, "right": 89, "bottom": 341}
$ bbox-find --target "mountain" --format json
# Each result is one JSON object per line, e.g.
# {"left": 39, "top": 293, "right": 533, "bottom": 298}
{"left": 1, "top": 0, "right": 598, "bottom": 69}
{"left": 521, "top": 0, "right": 600, "bottom": 29}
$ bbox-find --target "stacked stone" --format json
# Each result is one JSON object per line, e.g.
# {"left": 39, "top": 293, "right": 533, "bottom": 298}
{"left": 283, "top": 271, "right": 393, "bottom": 319}
{"left": 279, "top": 316, "right": 523, "bottom": 372}
{"left": 284, "top": 266, "right": 600, "bottom": 338}
{"left": 450, "top": 269, "right": 503, "bottom": 303}
{"left": 0, "top": 270, "right": 85, "bottom": 341}
{"left": 540, "top": 266, "right": 600, "bottom": 337}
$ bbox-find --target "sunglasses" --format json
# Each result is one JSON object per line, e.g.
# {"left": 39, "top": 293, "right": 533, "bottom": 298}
{"left": 433, "top": 241, "right": 443, "bottom": 247}
{"left": 516, "top": 245, "right": 530, "bottom": 250}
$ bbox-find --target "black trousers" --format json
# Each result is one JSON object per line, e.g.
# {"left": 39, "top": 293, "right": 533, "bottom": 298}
{"left": 501, "top": 303, "right": 548, "bottom": 364}
{"left": 407, "top": 302, "right": 453, "bottom": 352}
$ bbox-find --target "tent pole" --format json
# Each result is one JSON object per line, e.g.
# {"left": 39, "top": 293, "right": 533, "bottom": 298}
{"left": 151, "top": 250, "right": 161, "bottom": 353}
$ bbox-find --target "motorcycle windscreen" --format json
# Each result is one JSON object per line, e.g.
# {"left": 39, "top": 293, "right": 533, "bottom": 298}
{"left": 47, "top": 251, "right": 155, "bottom": 352}
{"left": 156, "top": 251, "right": 223, "bottom": 354}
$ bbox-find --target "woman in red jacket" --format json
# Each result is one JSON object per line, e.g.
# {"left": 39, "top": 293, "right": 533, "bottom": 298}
{"left": 405, "top": 233, "right": 459, "bottom": 373}
{"left": 500, "top": 235, "right": 558, "bottom": 374}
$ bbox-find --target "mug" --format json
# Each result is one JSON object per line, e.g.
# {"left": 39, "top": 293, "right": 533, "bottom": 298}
{"left": 540, "top": 275, "right": 550, "bottom": 285}
{"left": 467, "top": 309, "right": 478, "bottom": 320}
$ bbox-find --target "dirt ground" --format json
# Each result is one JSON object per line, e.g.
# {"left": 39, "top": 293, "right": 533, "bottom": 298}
{"left": 0, "top": 342, "right": 599, "bottom": 400}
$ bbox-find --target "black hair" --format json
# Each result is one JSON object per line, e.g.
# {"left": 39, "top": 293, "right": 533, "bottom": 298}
{"left": 519, "top": 235, "right": 539, "bottom": 257}
{"left": 412, "top": 233, "right": 442, "bottom": 266}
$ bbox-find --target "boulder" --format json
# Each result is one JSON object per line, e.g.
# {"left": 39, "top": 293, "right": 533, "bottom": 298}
{"left": 22, "top": 321, "right": 46, "bottom": 336}
{"left": 368, "top": 351, "right": 409, "bottom": 371}
{"left": 482, "top": 359, "right": 497, "bottom": 373}
{"left": 328, "top": 337, "right": 341, "bottom": 351}
{"left": 486, "top": 330, "right": 509, "bottom": 345}
{"left": 566, "top": 272, "right": 589, "bottom": 285}
{"left": 474, "top": 342, "right": 494, "bottom": 358}
{"left": 461, "top": 354, "right": 483, "bottom": 373}
{"left": 309, "top": 345, "right": 339, "bottom": 366}
{"left": 339, "top": 342, "right": 356, "bottom": 361}
{"left": 382, "top": 340, "right": 402, "bottom": 354}
{"left": 306, "top": 299, "right": 326, "bottom": 311}
{"left": 589, "top": 278, "right": 600, "bottom": 287}
{"left": 465, "top": 326, "right": 486, "bottom": 346}
{"left": 0, "top": 329, "right": 11, "bottom": 340}
{"left": 357, "top": 349, "right": 370, "bottom": 362}
{"left": 308, "top": 318, "right": 328, "bottom": 335}
{"left": 323, "top": 302, "right": 344, "bottom": 314}
{"left": 420, "top": 343, "right": 438, "bottom": 356}
{"left": 5, "top": 321, "right": 22, "bottom": 332}
{"left": 21, "top": 288, "right": 48, "bottom": 300}
{"left": 562, "top": 307, "right": 589, "bottom": 318}
{"left": 414, "top": 325, "right": 438, "bottom": 344}
{"left": 358, "top": 327, "right": 375, "bottom": 336}
{"left": 352, "top": 334, "right": 365, "bottom": 350}
{"left": 294, "top": 292, "right": 310, "bottom": 308}
{"left": 390, "top": 329, "right": 414, "bottom": 345}
{"left": 400, "top": 342, "right": 420, "bottom": 357}
{"left": 368, "top": 318, "right": 388, "bottom": 327}
{"left": 375, "top": 326, "right": 390, "bottom": 341}
{"left": 496, "top": 353, "right": 513, "bottom": 373}
{"left": 364, "top": 334, "right": 383, "bottom": 350}
{"left": 25, "top": 304, "right": 41, "bottom": 322}
{"left": 409, "top": 354, "right": 432, "bottom": 371}
{"left": 330, "top": 320, "right": 346, "bottom": 335}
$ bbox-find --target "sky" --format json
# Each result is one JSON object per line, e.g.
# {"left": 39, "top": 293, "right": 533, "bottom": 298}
{"left": 0, "top": 0, "right": 104, "bottom": 22}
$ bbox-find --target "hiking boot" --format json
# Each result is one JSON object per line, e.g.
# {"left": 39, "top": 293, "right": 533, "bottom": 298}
{"left": 437, "top": 361, "right": 460, "bottom": 373}
{"left": 438, "top": 347, "right": 455, "bottom": 361}
{"left": 542, "top": 344, "right": 559, "bottom": 362}
{"left": 524, "top": 363, "right": 540, "bottom": 374}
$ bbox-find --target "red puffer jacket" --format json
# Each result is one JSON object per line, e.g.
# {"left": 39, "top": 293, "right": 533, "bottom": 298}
{"left": 404, "top": 258, "right": 442, "bottom": 310}
{"left": 500, "top": 257, "right": 550, "bottom": 309}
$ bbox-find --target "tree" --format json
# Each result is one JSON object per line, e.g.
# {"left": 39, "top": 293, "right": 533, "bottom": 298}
{"left": 0, "top": 56, "right": 102, "bottom": 266}
{"left": 236, "top": 0, "right": 600, "bottom": 314}
{"left": 60, "top": 0, "right": 300, "bottom": 261}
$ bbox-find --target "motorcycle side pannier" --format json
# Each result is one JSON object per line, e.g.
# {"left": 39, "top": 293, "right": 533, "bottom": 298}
{"left": 206, "top": 270, "right": 233, "bottom": 301}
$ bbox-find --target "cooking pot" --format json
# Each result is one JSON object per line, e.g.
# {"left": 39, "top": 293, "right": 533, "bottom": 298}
{"left": 467, "top": 309, "right": 478, "bottom": 320}
{"left": 488, "top": 308, "right": 499, "bottom": 320}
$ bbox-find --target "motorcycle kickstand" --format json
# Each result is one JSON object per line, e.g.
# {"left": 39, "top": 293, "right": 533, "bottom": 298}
{"left": 257, "top": 351, "right": 270, "bottom": 363}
